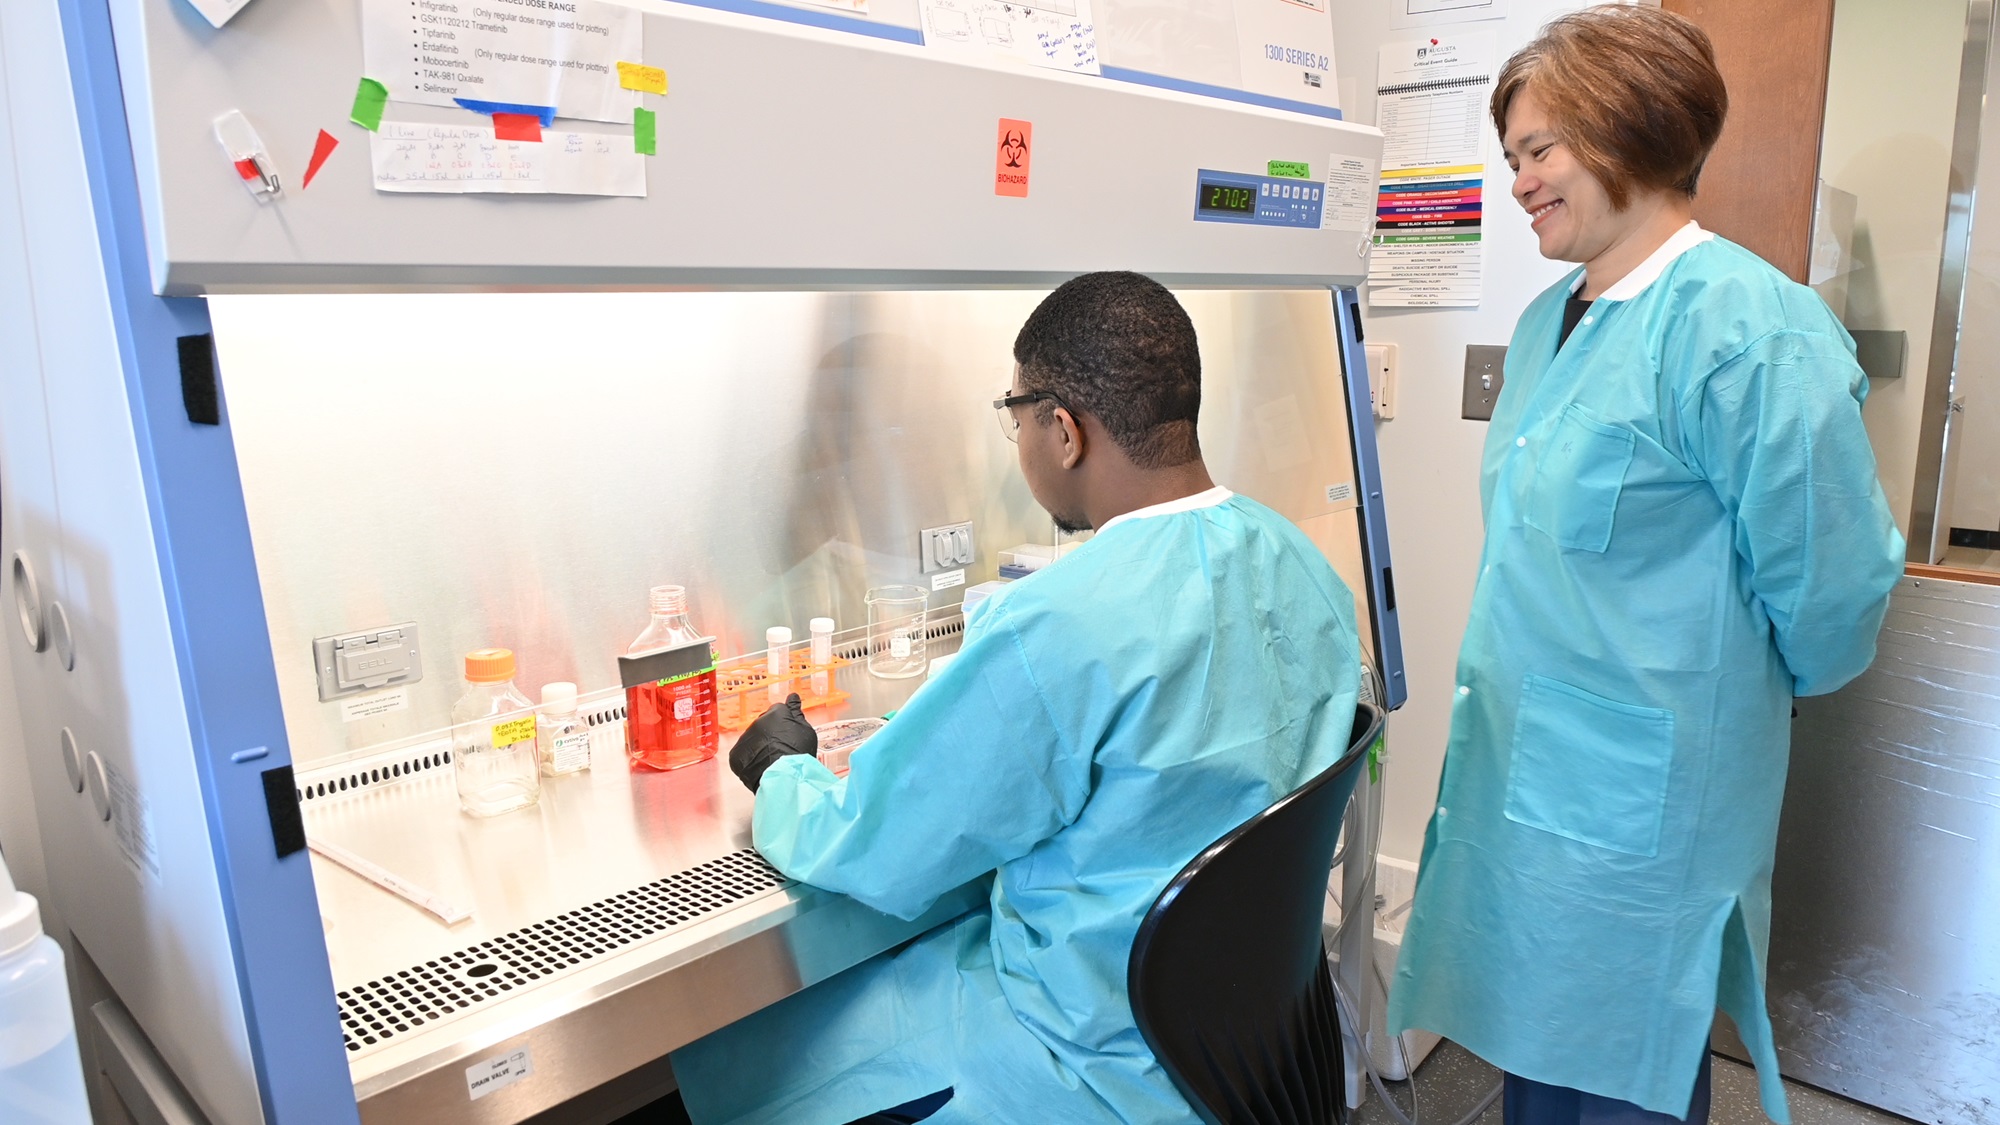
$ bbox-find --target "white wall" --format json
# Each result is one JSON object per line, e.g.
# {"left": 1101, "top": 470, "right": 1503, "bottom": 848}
{"left": 1815, "top": 0, "right": 1966, "bottom": 533}
{"left": 1329, "top": 1, "right": 1584, "bottom": 862}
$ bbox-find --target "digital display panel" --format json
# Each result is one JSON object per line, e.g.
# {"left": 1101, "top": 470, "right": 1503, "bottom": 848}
{"left": 1197, "top": 183, "right": 1256, "bottom": 215}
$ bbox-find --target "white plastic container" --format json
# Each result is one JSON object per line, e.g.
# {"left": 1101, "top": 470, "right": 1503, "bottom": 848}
{"left": 0, "top": 852, "right": 91, "bottom": 1123}
{"left": 536, "top": 681, "right": 592, "bottom": 777}
{"left": 451, "top": 648, "right": 541, "bottom": 816}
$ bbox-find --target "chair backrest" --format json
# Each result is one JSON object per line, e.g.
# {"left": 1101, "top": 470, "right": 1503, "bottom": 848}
{"left": 1127, "top": 702, "right": 1383, "bottom": 1125}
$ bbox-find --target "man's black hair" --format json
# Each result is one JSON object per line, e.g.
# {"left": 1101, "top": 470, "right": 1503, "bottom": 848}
{"left": 1012, "top": 271, "right": 1202, "bottom": 469}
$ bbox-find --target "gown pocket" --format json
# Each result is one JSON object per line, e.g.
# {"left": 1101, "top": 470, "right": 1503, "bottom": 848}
{"left": 1504, "top": 675, "right": 1675, "bottom": 857}
{"left": 1523, "top": 404, "right": 1634, "bottom": 553}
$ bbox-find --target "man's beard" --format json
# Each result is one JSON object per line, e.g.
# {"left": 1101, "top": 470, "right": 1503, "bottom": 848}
{"left": 1050, "top": 510, "right": 1093, "bottom": 534}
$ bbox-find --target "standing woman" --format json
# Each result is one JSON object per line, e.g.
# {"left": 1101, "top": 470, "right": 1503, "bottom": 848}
{"left": 1387, "top": 7, "right": 1904, "bottom": 1125}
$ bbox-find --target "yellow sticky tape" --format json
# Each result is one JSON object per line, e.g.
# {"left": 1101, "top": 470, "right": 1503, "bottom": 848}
{"left": 618, "top": 61, "right": 668, "bottom": 95}
{"left": 491, "top": 716, "right": 538, "bottom": 748}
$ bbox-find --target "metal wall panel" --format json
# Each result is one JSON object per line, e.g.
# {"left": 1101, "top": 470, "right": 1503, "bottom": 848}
{"left": 1722, "top": 575, "right": 2000, "bottom": 1123}
{"left": 209, "top": 288, "right": 1371, "bottom": 771}
{"left": 108, "top": 0, "right": 1380, "bottom": 293}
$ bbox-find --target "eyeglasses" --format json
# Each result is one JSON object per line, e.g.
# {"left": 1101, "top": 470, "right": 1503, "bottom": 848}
{"left": 993, "top": 390, "right": 1067, "bottom": 443}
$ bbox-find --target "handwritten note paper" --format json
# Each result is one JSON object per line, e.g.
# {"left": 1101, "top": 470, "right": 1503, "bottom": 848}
{"left": 369, "top": 122, "right": 645, "bottom": 196}
{"left": 616, "top": 61, "right": 668, "bottom": 94}
{"left": 490, "top": 716, "right": 538, "bottom": 748}
{"left": 918, "top": 0, "right": 1099, "bottom": 75}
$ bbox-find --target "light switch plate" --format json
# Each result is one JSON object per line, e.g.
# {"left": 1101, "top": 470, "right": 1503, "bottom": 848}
{"left": 919, "top": 522, "right": 975, "bottom": 574}
{"left": 1462, "top": 345, "right": 1508, "bottom": 421}
{"left": 314, "top": 622, "right": 422, "bottom": 701}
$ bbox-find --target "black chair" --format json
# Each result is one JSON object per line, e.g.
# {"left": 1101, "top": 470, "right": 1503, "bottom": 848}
{"left": 1128, "top": 702, "right": 1384, "bottom": 1125}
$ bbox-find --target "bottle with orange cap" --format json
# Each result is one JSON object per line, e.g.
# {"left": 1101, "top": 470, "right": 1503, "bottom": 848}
{"left": 450, "top": 648, "right": 542, "bottom": 816}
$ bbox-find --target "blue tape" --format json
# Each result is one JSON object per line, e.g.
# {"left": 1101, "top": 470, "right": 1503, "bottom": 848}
{"left": 1099, "top": 66, "right": 1345, "bottom": 121}
{"left": 667, "top": 0, "right": 925, "bottom": 43}
{"left": 453, "top": 98, "right": 559, "bottom": 126}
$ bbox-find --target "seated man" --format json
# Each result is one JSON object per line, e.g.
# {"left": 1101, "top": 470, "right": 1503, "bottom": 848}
{"left": 671, "top": 271, "right": 1364, "bottom": 1125}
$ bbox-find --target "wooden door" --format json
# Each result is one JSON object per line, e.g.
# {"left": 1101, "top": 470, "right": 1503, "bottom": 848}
{"left": 1663, "top": 0, "right": 1838, "bottom": 281}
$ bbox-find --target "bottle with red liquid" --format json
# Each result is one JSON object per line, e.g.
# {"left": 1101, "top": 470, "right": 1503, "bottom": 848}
{"left": 620, "top": 585, "right": 719, "bottom": 770}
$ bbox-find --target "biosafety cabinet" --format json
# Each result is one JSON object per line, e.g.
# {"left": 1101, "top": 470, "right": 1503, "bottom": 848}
{"left": 0, "top": 0, "right": 1398, "bottom": 1121}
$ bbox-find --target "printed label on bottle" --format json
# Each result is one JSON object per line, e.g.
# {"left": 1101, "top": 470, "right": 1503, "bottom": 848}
{"left": 491, "top": 716, "right": 538, "bottom": 748}
{"left": 890, "top": 634, "right": 912, "bottom": 659}
{"left": 552, "top": 731, "right": 591, "bottom": 773}
{"left": 673, "top": 697, "right": 694, "bottom": 721}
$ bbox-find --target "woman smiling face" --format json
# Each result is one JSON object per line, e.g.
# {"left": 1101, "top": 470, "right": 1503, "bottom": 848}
{"left": 1501, "top": 85, "right": 1624, "bottom": 266}
{"left": 1501, "top": 83, "right": 1696, "bottom": 298}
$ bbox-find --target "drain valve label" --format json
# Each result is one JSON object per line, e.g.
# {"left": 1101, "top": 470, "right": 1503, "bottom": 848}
{"left": 466, "top": 1048, "right": 534, "bottom": 1101}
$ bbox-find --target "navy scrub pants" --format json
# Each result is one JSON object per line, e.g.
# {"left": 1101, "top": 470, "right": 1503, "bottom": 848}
{"left": 1505, "top": 1053, "right": 1713, "bottom": 1125}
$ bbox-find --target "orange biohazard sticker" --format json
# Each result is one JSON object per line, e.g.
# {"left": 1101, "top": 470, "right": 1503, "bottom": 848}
{"left": 995, "top": 119, "right": 1032, "bottom": 198}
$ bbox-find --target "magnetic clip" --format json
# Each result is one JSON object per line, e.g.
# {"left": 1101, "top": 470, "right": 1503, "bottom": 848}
{"left": 213, "top": 109, "right": 282, "bottom": 200}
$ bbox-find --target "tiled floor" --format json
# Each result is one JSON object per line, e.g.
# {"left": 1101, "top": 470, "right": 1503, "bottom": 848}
{"left": 1353, "top": 1040, "right": 1917, "bottom": 1125}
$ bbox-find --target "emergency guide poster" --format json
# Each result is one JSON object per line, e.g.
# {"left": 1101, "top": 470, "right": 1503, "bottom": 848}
{"left": 1367, "top": 32, "right": 1495, "bottom": 307}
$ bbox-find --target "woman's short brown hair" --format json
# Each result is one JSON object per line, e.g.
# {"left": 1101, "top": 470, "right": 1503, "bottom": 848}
{"left": 1491, "top": 5, "right": 1728, "bottom": 209}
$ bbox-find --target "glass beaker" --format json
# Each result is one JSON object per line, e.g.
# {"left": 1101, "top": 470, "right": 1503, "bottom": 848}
{"left": 865, "top": 585, "right": 930, "bottom": 679}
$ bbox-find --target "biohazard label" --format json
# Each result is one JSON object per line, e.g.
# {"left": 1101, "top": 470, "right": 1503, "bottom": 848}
{"left": 995, "top": 119, "right": 1032, "bottom": 197}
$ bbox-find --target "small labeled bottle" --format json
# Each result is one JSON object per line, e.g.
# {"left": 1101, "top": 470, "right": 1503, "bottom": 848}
{"left": 623, "top": 585, "right": 719, "bottom": 771}
{"left": 537, "top": 682, "right": 592, "bottom": 777}
{"left": 451, "top": 648, "right": 541, "bottom": 816}
{"left": 0, "top": 852, "right": 91, "bottom": 1125}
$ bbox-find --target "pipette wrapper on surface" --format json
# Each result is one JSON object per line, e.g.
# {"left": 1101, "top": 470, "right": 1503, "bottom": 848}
{"left": 213, "top": 109, "right": 281, "bottom": 200}
{"left": 308, "top": 837, "right": 472, "bottom": 925}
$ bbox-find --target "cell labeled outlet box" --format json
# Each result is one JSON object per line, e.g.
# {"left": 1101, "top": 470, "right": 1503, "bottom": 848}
{"left": 314, "top": 622, "right": 422, "bottom": 701}
{"left": 919, "top": 521, "right": 975, "bottom": 574}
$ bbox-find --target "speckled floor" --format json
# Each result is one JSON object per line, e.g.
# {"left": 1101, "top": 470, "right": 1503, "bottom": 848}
{"left": 1352, "top": 1041, "right": 1916, "bottom": 1125}
{"left": 624, "top": 1038, "right": 1919, "bottom": 1125}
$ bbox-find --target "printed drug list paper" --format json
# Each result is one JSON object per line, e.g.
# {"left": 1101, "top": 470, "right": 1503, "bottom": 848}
{"left": 364, "top": 0, "right": 644, "bottom": 124}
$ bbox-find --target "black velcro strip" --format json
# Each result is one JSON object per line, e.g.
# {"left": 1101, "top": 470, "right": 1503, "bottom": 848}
{"left": 177, "top": 334, "right": 220, "bottom": 426}
{"left": 262, "top": 765, "right": 306, "bottom": 858}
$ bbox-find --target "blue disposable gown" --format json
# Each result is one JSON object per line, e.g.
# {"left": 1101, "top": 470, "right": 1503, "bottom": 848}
{"left": 672, "top": 492, "right": 1363, "bottom": 1125}
{"left": 1387, "top": 228, "right": 1905, "bottom": 1122}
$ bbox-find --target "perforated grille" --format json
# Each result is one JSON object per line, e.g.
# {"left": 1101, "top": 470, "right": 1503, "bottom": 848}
{"left": 296, "top": 749, "right": 453, "bottom": 803}
{"left": 333, "top": 849, "right": 787, "bottom": 1053}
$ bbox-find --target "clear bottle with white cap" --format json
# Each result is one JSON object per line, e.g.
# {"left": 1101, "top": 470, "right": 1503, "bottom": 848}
{"left": 536, "top": 682, "right": 592, "bottom": 777}
{"left": 0, "top": 850, "right": 91, "bottom": 1123}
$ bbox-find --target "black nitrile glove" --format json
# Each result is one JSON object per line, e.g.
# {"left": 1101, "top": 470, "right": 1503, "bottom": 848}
{"left": 729, "top": 693, "right": 819, "bottom": 793}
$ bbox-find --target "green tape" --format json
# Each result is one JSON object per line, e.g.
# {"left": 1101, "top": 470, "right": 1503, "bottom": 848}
{"left": 1368, "top": 735, "right": 1385, "bottom": 785}
{"left": 1377, "top": 232, "right": 1482, "bottom": 245}
{"left": 1268, "top": 160, "right": 1311, "bottom": 179}
{"left": 634, "top": 106, "right": 657, "bottom": 155}
{"left": 349, "top": 77, "right": 388, "bottom": 132}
